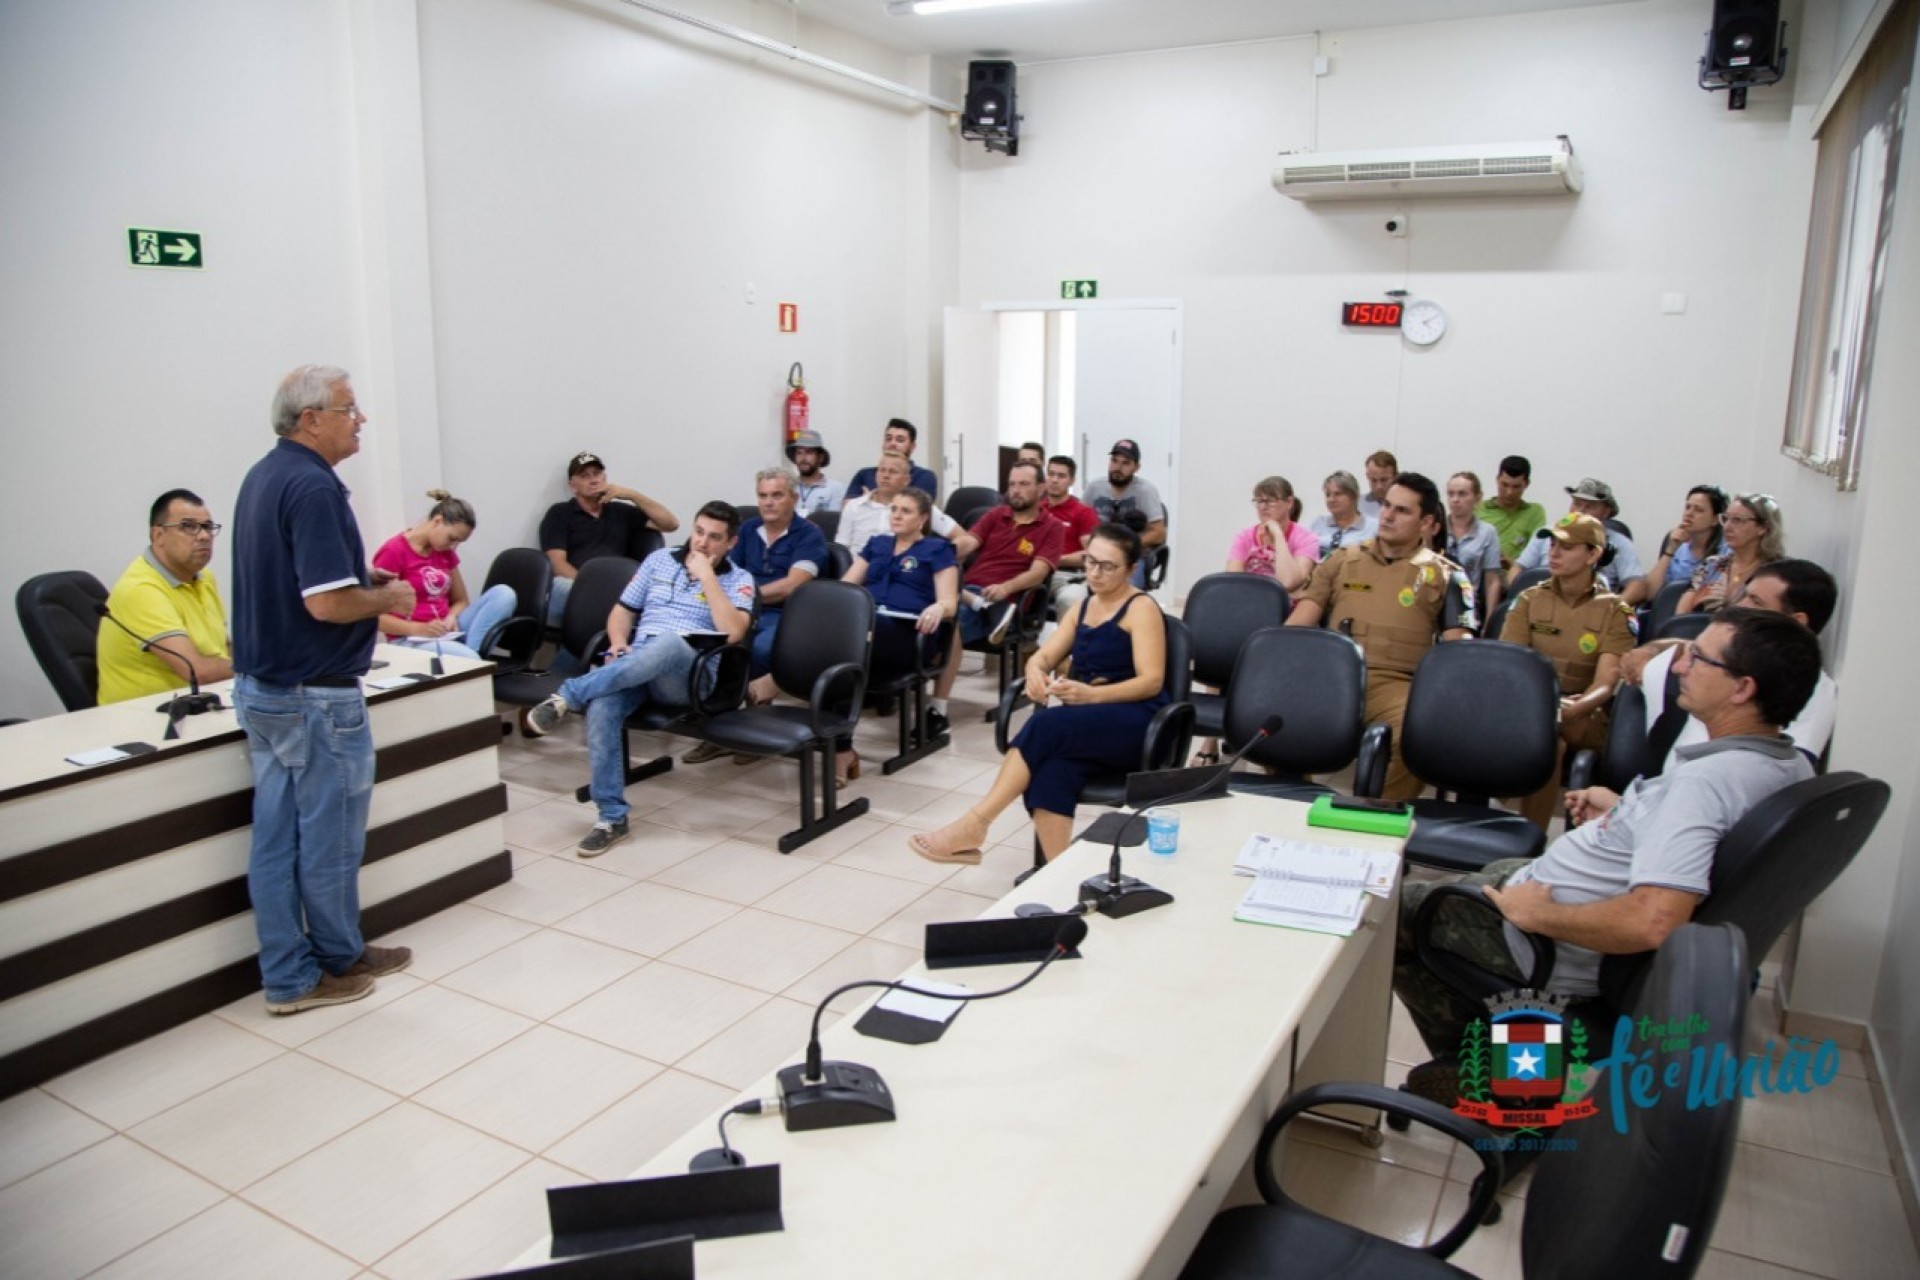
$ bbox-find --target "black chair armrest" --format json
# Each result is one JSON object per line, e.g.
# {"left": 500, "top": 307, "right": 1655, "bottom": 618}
{"left": 1411, "top": 883, "right": 1556, "bottom": 999}
{"left": 582, "top": 629, "right": 612, "bottom": 668}
{"left": 478, "top": 616, "right": 542, "bottom": 671}
{"left": 1566, "top": 746, "right": 1598, "bottom": 794}
{"left": 1354, "top": 724, "right": 1391, "bottom": 798}
{"left": 808, "top": 661, "right": 868, "bottom": 738}
{"left": 684, "top": 642, "right": 751, "bottom": 717}
{"left": 1139, "top": 699, "right": 1195, "bottom": 771}
{"left": 993, "top": 677, "right": 1034, "bottom": 754}
{"left": 1252, "top": 1081, "right": 1501, "bottom": 1260}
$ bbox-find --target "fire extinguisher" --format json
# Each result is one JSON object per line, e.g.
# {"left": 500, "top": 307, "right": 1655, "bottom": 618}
{"left": 785, "top": 362, "right": 808, "bottom": 447}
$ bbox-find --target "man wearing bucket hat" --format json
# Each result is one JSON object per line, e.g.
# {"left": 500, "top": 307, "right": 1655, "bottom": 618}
{"left": 1498, "top": 512, "right": 1639, "bottom": 829}
{"left": 1509, "top": 476, "right": 1644, "bottom": 595}
{"left": 786, "top": 429, "right": 845, "bottom": 517}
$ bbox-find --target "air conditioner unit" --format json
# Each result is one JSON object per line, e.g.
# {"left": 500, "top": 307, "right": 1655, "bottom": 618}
{"left": 1272, "top": 139, "right": 1582, "bottom": 201}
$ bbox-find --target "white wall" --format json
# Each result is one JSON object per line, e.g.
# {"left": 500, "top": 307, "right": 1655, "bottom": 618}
{"left": 956, "top": 1, "right": 1821, "bottom": 600}
{"left": 0, "top": 0, "right": 958, "bottom": 718}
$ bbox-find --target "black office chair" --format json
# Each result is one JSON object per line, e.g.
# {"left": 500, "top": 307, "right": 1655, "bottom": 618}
{"left": 17, "top": 570, "right": 110, "bottom": 711}
{"left": 1398, "top": 641, "right": 1561, "bottom": 872}
{"left": 1641, "top": 579, "right": 1690, "bottom": 638}
{"left": 962, "top": 578, "right": 1051, "bottom": 720}
{"left": 1655, "top": 611, "right": 1712, "bottom": 643}
{"left": 1182, "top": 573, "right": 1291, "bottom": 743}
{"left": 1223, "top": 627, "right": 1388, "bottom": 802}
{"left": 995, "top": 613, "right": 1194, "bottom": 877}
{"left": 1504, "top": 565, "right": 1551, "bottom": 600}
{"left": 945, "top": 486, "right": 1001, "bottom": 531}
{"left": 495, "top": 556, "right": 637, "bottom": 734}
{"left": 734, "top": 503, "right": 759, "bottom": 530}
{"left": 806, "top": 509, "right": 840, "bottom": 543}
{"left": 631, "top": 528, "right": 666, "bottom": 562}
{"left": 869, "top": 615, "right": 956, "bottom": 776}
{"left": 818, "top": 543, "right": 853, "bottom": 582}
{"left": 478, "top": 548, "right": 554, "bottom": 673}
{"left": 664, "top": 580, "right": 874, "bottom": 853}
{"left": 1181, "top": 922, "right": 1752, "bottom": 1280}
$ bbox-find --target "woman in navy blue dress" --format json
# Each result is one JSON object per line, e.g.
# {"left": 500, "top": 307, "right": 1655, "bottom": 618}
{"left": 841, "top": 486, "right": 957, "bottom": 785}
{"left": 909, "top": 523, "right": 1167, "bottom": 865}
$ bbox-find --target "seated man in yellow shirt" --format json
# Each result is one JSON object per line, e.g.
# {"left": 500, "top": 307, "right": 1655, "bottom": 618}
{"left": 97, "top": 489, "right": 234, "bottom": 703}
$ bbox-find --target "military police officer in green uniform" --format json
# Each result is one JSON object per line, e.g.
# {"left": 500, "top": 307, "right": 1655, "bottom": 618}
{"left": 1289, "top": 472, "right": 1478, "bottom": 800}
{"left": 1499, "top": 512, "right": 1637, "bottom": 828}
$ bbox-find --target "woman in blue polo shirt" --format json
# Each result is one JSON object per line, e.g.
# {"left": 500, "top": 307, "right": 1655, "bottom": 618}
{"left": 841, "top": 485, "right": 957, "bottom": 785}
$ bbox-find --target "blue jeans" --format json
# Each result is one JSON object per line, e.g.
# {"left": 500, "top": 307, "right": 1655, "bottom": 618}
{"left": 749, "top": 607, "right": 783, "bottom": 678}
{"left": 560, "top": 634, "right": 696, "bottom": 823}
{"left": 232, "top": 674, "right": 376, "bottom": 1002}
{"left": 390, "top": 583, "right": 517, "bottom": 661}
{"left": 546, "top": 574, "right": 573, "bottom": 628}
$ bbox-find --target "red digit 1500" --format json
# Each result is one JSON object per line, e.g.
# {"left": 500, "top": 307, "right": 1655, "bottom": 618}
{"left": 1341, "top": 302, "right": 1404, "bottom": 327}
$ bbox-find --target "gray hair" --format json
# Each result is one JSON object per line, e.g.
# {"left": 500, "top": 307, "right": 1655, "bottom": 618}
{"left": 754, "top": 465, "right": 798, "bottom": 496}
{"left": 1323, "top": 469, "right": 1361, "bottom": 500}
{"left": 272, "top": 364, "right": 351, "bottom": 437}
{"left": 1734, "top": 492, "right": 1788, "bottom": 563}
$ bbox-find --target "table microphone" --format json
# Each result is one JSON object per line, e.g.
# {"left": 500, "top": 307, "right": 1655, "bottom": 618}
{"left": 1075, "top": 714, "right": 1286, "bottom": 920}
{"left": 95, "top": 603, "right": 223, "bottom": 737}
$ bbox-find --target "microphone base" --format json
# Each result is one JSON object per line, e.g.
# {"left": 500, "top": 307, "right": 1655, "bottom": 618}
{"left": 158, "top": 693, "right": 224, "bottom": 717}
{"left": 777, "top": 1061, "right": 896, "bottom": 1131}
{"left": 1079, "top": 873, "right": 1174, "bottom": 919}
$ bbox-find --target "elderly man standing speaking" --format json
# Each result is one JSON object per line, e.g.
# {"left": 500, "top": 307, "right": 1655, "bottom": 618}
{"left": 229, "top": 365, "right": 416, "bottom": 1015}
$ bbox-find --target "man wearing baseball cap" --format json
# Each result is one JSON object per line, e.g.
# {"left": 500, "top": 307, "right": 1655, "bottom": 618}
{"left": 1497, "top": 512, "right": 1638, "bottom": 829}
{"left": 539, "top": 451, "right": 679, "bottom": 626}
{"left": 1079, "top": 438, "right": 1167, "bottom": 589}
{"left": 785, "top": 430, "right": 844, "bottom": 517}
{"left": 1509, "top": 476, "right": 1643, "bottom": 596}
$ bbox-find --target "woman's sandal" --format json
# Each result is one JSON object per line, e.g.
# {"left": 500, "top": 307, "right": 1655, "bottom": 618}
{"left": 1191, "top": 747, "right": 1221, "bottom": 767}
{"left": 835, "top": 752, "right": 862, "bottom": 788}
{"left": 909, "top": 812, "right": 987, "bottom": 865}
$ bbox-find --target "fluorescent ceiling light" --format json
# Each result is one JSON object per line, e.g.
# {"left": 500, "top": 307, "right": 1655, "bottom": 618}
{"left": 887, "top": 0, "right": 1049, "bottom": 16}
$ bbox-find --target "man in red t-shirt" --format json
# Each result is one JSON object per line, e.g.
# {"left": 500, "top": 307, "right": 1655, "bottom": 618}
{"left": 931, "top": 461, "right": 1065, "bottom": 724}
{"left": 1039, "top": 454, "right": 1099, "bottom": 612}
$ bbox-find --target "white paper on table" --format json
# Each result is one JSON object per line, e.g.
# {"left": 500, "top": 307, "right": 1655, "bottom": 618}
{"left": 875, "top": 979, "right": 972, "bottom": 1025}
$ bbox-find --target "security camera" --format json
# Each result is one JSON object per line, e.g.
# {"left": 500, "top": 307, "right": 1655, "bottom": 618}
{"left": 1385, "top": 211, "right": 1409, "bottom": 238}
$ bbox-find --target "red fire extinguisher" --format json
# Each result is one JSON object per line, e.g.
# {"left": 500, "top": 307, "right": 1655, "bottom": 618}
{"left": 785, "top": 362, "right": 808, "bottom": 447}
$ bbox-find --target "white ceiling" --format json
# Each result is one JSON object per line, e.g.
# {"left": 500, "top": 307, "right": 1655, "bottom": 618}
{"left": 791, "top": 0, "right": 1643, "bottom": 64}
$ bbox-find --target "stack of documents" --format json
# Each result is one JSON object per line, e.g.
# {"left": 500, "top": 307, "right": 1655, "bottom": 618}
{"left": 1232, "top": 835, "right": 1399, "bottom": 936}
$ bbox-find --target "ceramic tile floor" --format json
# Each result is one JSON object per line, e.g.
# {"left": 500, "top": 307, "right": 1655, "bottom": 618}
{"left": 2, "top": 659, "right": 1916, "bottom": 1278}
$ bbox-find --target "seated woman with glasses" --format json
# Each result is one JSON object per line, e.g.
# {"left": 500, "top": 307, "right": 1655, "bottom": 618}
{"left": 371, "top": 490, "right": 518, "bottom": 662}
{"left": 1226, "top": 475, "right": 1319, "bottom": 592}
{"left": 909, "top": 523, "right": 1167, "bottom": 865}
{"left": 838, "top": 485, "right": 958, "bottom": 786}
{"left": 1308, "top": 470, "right": 1376, "bottom": 558}
{"left": 1678, "top": 492, "right": 1784, "bottom": 614}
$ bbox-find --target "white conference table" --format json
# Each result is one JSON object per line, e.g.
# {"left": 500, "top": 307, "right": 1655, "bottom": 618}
{"left": 0, "top": 646, "right": 510, "bottom": 1095}
{"left": 520, "top": 790, "right": 1404, "bottom": 1279}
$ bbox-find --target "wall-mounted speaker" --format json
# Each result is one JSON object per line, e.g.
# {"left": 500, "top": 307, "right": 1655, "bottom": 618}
{"left": 961, "top": 60, "right": 1018, "bottom": 156}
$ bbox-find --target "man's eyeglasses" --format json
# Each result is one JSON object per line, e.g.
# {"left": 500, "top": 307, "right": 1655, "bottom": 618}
{"left": 1684, "top": 641, "right": 1737, "bottom": 675}
{"left": 313, "top": 403, "right": 363, "bottom": 419}
{"left": 159, "top": 520, "right": 222, "bottom": 537}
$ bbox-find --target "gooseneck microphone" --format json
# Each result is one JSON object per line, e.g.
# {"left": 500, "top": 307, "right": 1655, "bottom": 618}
{"left": 95, "top": 603, "right": 223, "bottom": 737}
{"left": 1078, "top": 713, "right": 1287, "bottom": 919}
{"left": 776, "top": 918, "right": 1087, "bottom": 1132}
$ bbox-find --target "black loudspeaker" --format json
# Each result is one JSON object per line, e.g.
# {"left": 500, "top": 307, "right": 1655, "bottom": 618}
{"left": 1706, "top": 0, "right": 1780, "bottom": 73}
{"left": 961, "top": 60, "right": 1018, "bottom": 156}
{"left": 1699, "top": 0, "right": 1786, "bottom": 108}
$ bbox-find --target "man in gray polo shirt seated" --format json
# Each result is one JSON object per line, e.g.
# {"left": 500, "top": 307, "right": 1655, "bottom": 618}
{"left": 1391, "top": 606, "right": 1822, "bottom": 1091}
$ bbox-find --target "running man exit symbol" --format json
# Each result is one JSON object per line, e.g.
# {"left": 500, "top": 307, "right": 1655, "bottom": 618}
{"left": 1060, "top": 280, "right": 1098, "bottom": 299}
{"left": 128, "top": 228, "right": 203, "bottom": 270}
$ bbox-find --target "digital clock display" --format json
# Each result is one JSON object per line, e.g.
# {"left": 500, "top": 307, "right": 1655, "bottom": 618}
{"left": 1341, "top": 302, "right": 1404, "bottom": 328}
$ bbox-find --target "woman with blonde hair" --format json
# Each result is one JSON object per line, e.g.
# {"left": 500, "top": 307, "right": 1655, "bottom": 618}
{"left": 372, "top": 490, "right": 517, "bottom": 661}
{"left": 1678, "top": 492, "right": 1784, "bottom": 614}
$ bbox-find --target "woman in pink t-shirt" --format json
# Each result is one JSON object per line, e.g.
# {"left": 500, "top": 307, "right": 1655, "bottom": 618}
{"left": 1192, "top": 476, "right": 1318, "bottom": 764}
{"left": 371, "top": 490, "right": 517, "bottom": 663}
{"left": 1226, "top": 475, "right": 1319, "bottom": 591}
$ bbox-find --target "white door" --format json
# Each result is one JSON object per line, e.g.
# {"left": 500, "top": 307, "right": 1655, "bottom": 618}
{"left": 1072, "top": 307, "right": 1181, "bottom": 571}
{"left": 941, "top": 306, "right": 1002, "bottom": 495}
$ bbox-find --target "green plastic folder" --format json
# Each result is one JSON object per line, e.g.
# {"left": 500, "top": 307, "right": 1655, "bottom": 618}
{"left": 1306, "top": 795, "right": 1413, "bottom": 838}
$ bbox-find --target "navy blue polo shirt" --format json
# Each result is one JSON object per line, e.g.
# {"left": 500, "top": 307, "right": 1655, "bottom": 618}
{"left": 736, "top": 516, "right": 829, "bottom": 615}
{"left": 231, "top": 438, "right": 378, "bottom": 684}
{"left": 845, "top": 463, "right": 940, "bottom": 502}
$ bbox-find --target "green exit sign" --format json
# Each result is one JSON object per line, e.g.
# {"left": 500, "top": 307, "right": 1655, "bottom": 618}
{"left": 1060, "top": 279, "right": 1098, "bottom": 299}
{"left": 128, "top": 228, "right": 203, "bottom": 270}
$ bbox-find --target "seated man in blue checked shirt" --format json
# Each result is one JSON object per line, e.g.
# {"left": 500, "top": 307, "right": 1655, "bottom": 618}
{"left": 519, "top": 500, "right": 755, "bottom": 856}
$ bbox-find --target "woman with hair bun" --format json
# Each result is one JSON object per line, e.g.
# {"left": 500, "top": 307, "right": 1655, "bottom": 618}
{"left": 372, "top": 490, "right": 517, "bottom": 662}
